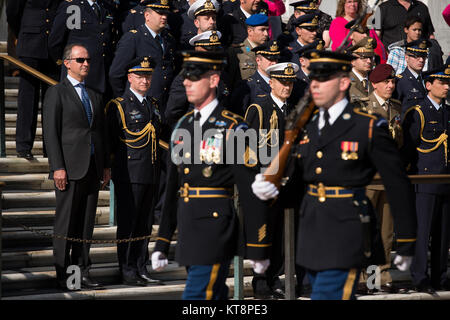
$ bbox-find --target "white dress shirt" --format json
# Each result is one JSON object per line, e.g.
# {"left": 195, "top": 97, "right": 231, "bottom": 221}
{"left": 194, "top": 98, "right": 219, "bottom": 127}
{"left": 145, "top": 24, "right": 164, "bottom": 52}
{"left": 428, "top": 95, "right": 442, "bottom": 111}
{"left": 270, "top": 93, "right": 286, "bottom": 112}
{"left": 130, "top": 88, "right": 145, "bottom": 103}
{"left": 67, "top": 74, "right": 92, "bottom": 113}
{"left": 258, "top": 70, "right": 270, "bottom": 84}
{"left": 318, "top": 98, "right": 348, "bottom": 131}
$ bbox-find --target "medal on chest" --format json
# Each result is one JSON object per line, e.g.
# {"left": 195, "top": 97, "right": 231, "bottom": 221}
{"left": 341, "top": 141, "right": 359, "bottom": 160}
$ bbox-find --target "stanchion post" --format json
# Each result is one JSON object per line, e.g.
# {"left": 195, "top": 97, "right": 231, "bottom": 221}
{"left": 233, "top": 185, "right": 244, "bottom": 300}
{"left": 284, "top": 207, "right": 296, "bottom": 300}
{"left": 109, "top": 180, "right": 116, "bottom": 226}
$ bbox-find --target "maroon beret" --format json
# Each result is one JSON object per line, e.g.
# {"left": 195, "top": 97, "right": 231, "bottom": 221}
{"left": 369, "top": 64, "right": 396, "bottom": 83}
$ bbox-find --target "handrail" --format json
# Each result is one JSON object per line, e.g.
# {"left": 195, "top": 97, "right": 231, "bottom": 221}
{"left": 369, "top": 174, "right": 450, "bottom": 186}
{"left": 0, "top": 54, "right": 58, "bottom": 86}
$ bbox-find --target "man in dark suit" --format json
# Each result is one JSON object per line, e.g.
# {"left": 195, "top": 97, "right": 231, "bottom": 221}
{"left": 48, "top": 0, "right": 115, "bottom": 96}
{"left": 43, "top": 43, "right": 110, "bottom": 290}
{"left": 225, "top": 0, "right": 264, "bottom": 45}
{"left": 401, "top": 65, "right": 450, "bottom": 293}
{"left": 106, "top": 56, "right": 163, "bottom": 286}
{"left": 252, "top": 50, "right": 417, "bottom": 300}
{"left": 396, "top": 39, "right": 431, "bottom": 112}
{"left": 6, "top": 0, "right": 62, "bottom": 159}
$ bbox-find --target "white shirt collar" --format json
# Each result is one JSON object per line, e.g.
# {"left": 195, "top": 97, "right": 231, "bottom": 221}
{"left": 257, "top": 70, "right": 270, "bottom": 84}
{"left": 318, "top": 98, "right": 348, "bottom": 129}
{"left": 67, "top": 74, "right": 84, "bottom": 87}
{"left": 195, "top": 98, "right": 219, "bottom": 127}
{"left": 408, "top": 67, "right": 419, "bottom": 79}
{"left": 373, "top": 91, "right": 386, "bottom": 107}
{"left": 130, "top": 88, "right": 145, "bottom": 103}
{"left": 270, "top": 93, "right": 286, "bottom": 110}
{"left": 240, "top": 6, "right": 252, "bottom": 18}
{"left": 428, "top": 95, "right": 442, "bottom": 111}
{"left": 297, "top": 39, "right": 306, "bottom": 47}
{"left": 145, "top": 23, "right": 159, "bottom": 38}
{"left": 352, "top": 68, "right": 367, "bottom": 82}
{"left": 88, "top": 0, "right": 98, "bottom": 7}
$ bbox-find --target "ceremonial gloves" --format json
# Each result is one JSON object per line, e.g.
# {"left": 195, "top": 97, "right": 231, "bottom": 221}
{"left": 393, "top": 255, "right": 413, "bottom": 271}
{"left": 249, "top": 259, "right": 270, "bottom": 274}
{"left": 151, "top": 251, "right": 168, "bottom": 271}
{"left": 251, "top": 173, "right": 279, "bottom": 201}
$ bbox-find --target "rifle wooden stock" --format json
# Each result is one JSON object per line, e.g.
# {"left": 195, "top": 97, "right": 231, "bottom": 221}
{"left": 264, "top": 101, "right": 316, "bottom": 188}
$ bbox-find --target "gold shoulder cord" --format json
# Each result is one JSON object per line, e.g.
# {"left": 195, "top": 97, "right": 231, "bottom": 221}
{"left": 108, "top": 99, "right": 157, "bottom": 163}
{"left": 244, "top": 104, "right": 279, "bottom": 148}
{"left": 404, "top": 106, "right": 448, "bottom": 163}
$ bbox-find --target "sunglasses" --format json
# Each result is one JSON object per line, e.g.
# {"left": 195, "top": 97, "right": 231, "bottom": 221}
{"left": 68, "top": 57, "right": 91, "bottom": 63}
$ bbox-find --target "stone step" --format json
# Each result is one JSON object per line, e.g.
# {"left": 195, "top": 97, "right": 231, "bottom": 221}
{"left": 5, "top": 88, "right": 18, "bottom": 101}
{"left": 1, "top": 190, "right": 110, "bottom": 209}
{"left": 6, "top": 127, "right": 42, "bottom": 141}
{"left": 0, "top": 173, "right": 53, "bottom": 190}
{"left": 0, "top": 157, "right": 49, "bottom": 173}
{"left": 5, "top": 113, "right": 41, "bottom": 127}
{"left": 2, "top": 206, "right": 110, "bottom": 228}
{"left": 5, "top": 77, "right": 20, "bottom": 89}
{"left": 5, "top": 140, "right": 43, "bottom": 156}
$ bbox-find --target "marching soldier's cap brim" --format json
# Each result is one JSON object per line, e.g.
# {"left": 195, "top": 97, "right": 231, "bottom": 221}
{"left": 187, "top": 0, "right": 220, "bottom": 19}
{"left": 266, "top": 62, "right": 299, "bottom": 81}
{"left": 181, "top": 50, "right": 227, "bottom": 79}
{"left": 306, "top": 50, "right": 355, "bottom": 79}
{"left": 127, "top": 56, "right": 155, "bottom": 74}
{"left": 369, "top": 63, "right": 396, "bottom": 83}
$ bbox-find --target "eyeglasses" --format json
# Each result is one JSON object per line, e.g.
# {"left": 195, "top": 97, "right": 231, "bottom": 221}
{"left": 68, "top": 58, "right": 91, "bottom": 64}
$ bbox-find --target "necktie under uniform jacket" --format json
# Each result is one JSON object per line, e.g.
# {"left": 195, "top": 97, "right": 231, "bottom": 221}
{"left": 154, "top": 103, "right": 272, "bottom": 266}
{"left": 279, "top": 103, "right": 417, "bottom": 271}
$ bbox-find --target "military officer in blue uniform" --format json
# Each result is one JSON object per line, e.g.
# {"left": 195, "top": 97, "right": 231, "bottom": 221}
{"left": 165, "top": 31, "right": 231, "bottom": 127}
{"left": 395, "top": 39, "right": 431, "bottom": 112}
{"left": 106, "top": 56, "right": 163, "bottom": 286}
{"left": 401, "top": 66, "right": 450, "bottom": 293}
{"left": 48, "top": 0, "right": 116, "bottom": 95}
{"left": 109, "top": 0, "right": 176, "bottom": 106}
{"left": 230, "top": 40, "right": 280, "bottom": 114}
{"left": 121, "top": 0, "right": 147, "bottom": 33}
{"left": 6, "top": 0, "right": 62, "bottom": 159}
{"left": 252, "top": 50, "right": 417, "bottom": 300}
{"left": 151, "top": 50, "right": 272, "bottom": 300}
{"left": 244, "top": 62, "right": 300, "bottom": 299}
{"left": 291, "top": 39, "right": 325, "bottom": 85}
{"left": 284, "top": 13, "right": 319, "bottom": 65}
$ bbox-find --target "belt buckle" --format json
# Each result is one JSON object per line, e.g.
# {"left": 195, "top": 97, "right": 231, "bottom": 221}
{"left": 317, "top": 182, "right": 326, "bottom": 202}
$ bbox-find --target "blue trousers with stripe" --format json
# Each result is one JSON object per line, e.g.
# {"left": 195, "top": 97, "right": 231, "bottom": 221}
{"left": 307, "top": 269, "right": 361, "bottom": 300}
{"left": 183, "top": 261, "right": 231, "bottom": 300}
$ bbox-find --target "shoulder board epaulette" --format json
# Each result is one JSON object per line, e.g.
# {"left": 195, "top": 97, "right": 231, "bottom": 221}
{"left": 396, "top": 74, "right": 403, "bottom": 79}
{"left": 390, "top": 98, "right": 401, "bottom": 105}
{"left": 404, "top": 105, "right": 421, "bottom": 118}
{"left": 116, "top": 97, "right": 124, "bottom": 101}
{"left": 105, "top": 98, "right": 123, "bottom": 115}
{"left": 232, "top": 43, "right": 245, "bottom": 48}
{"left": 358, "top": 97, "right": 370, "bottom": 102}
{"left": 247, "top": 77, "right": 253, "bottom": 82}
{"left": 222, "top": 110, "right": 244, "bottom": 124}
{"left": 353, "top": 107, "right": 377, "bottom": 120}
{"left": 130, "top": 9, "right": 136, "bottom": 13}
{"left": 130, "top": 29, "right": 138, "bottom": 33}
{"left": 313, "top": 109, "right": 319, "bottom": 114}
{"left": 256, "top": 94, "right": 267, "bottom": 97}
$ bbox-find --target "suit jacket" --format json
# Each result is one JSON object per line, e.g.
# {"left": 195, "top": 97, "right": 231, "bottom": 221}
{"left": 6, "top": 0, "right": 62, "bottom": 59}
{"left": 349, "top": 70, "right": 373, "bottom": 102}
{"left": 226, "top": 6, "right": 248, "bottom": 45}
{"left": 43, "top": 77, "right": 109, "bottom": 180}
{"left": 395, "top": 68, "right": 427, "bottom": 112}
{"left": 283, "top": 103, "right": 417, "bottom": 270}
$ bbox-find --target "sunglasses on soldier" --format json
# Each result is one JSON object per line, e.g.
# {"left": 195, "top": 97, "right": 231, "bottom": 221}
{"left": 68, "top": 57, "right": 91, "bottom": 64}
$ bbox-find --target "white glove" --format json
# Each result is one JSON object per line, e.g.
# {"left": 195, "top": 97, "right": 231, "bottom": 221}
{"left": 393, "top": 255, "right": 413, "bottom": 271}
{"left": 251, "top": 174, "right": 279, "bottom": 201}
{"left": 151, "top": 251, "right": 168, "bottom": 271}
{"left": 250, "top": 259, "right": 270, "bottom": 274}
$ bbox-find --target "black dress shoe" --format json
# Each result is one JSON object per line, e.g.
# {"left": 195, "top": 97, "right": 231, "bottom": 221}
{"left": 81, "top": 276, "right": 102, "bottom": 289}
{"left": 271, "top": 288, "right": 286, "bottom": 299}
{"left": 139, "top": 270, "right": 163, "bottom": 285}
{"left": 17, "top": 151, "right": 34, "bottom": 160}
{"left": 122, "top": 274, "right": 147, "bottom": 286}
{"left": 414, "top": 284, "right": 436, "bottom": 294}
{"left": 379, "top": 282, "right": 398, "bottom": 294}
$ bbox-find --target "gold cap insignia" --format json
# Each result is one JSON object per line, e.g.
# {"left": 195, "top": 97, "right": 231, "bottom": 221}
{"left": 310, "top": 2, "right": 316, "bottom": 8}
{"left": 161, "top": 0, "right": 168, "bottom": 5}
{"left": 312, "top": 16, "right": 319, "bottom": 25}
{"left": 316, "top": 40, "right": 324, "bottom": 51}
{"left": 270, "top": 41, "right": 279, "bottom": 52}
{"left": 365, "top": 38, "right": 374, "bottom": 49}
{"left": 209, "top": 31, "right": 219, "bottom": 43}
{"left": 285, "top": 64, "right": 294, "bottom": 75}
{"left": 311, "top": 51, "right": 319, "bottom": 59}
{"left": 419, "top": 41, "right": 427, "bottom": 49}
{"left": 141, "top": 57, "right": 150, "bottom": 68}
{"left": 445, "top": 68, "right": 450, "bottom": 75}
{"left": 204, "top": 0, "right": 214, "bottom": 10}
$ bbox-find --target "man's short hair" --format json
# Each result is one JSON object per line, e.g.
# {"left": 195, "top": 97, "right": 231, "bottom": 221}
{"left": 63, "top": 43, "right": 88, "bottom": 60}
{"left": 404, "top": 16, "right": 423, "bottom": 29}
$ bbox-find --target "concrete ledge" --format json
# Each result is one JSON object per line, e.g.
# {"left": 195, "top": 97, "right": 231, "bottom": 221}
{"left": 0, "top": 157, "right": 49, "bottom": 173}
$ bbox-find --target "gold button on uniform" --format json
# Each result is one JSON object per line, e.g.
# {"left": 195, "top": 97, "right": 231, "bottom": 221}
{"left": 315, "top": 167, "right": 322, "bottom": 174}
{"left": 213, "top": 212, "right": 219, "bottom": 218}
{"left": 316, "top": 151, "right": 323, "bottom": 159}
{"left": 184, "top": 168, "right": 190, "bottom": 174}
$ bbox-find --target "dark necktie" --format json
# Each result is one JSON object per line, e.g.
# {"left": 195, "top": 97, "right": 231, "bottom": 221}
{"left": 92, "top": 2, "right": 101, "bottom": 21}
{"left": 362, "top": 79, "right": 368, "bottom": 91}
{"left": 194, "top": 111, "right": 201, "bottom": 122}
{"left": 281, "top": 103, "right": 288, "bottom": 116}
{"left": 320, "top": 110, "right": 331, "bottom": 136}
{"left": 155, "top": 34, "right": 164, "bottom": 54}
{"left": 78, "top": 83, "right": 93, "bottom": 125}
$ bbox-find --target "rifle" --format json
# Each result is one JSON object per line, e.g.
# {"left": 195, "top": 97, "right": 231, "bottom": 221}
{"left": 263, "top": 0, "right": 382, "bottom": 188}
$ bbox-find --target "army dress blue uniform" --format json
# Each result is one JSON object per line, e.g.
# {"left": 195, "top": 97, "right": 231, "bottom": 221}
{"left": 6, "top": 0, "right": 62, "bottom": 157}
{"left": 106, "top": 60, "right": 162, "bottom": 284}
{"left": 278, "top": 51, "right": 417, "bottom": 300}
{"left": 401, "top": 69, "right": 450, "bottom": 290}
{"left": 48, "top": 0, "right": 116, "bottom": 95}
